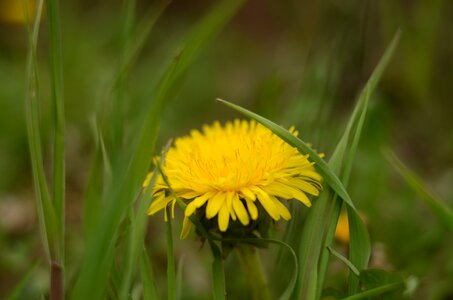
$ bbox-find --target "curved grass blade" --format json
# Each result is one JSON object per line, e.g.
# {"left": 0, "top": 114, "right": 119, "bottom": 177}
{"left": 340, "top": 282, "right": 404, "bottom": 300}
{"left": 217, "top": 98, "right": 357, "bottom": 213}
{"left": 141, "top": 247, "right": 160, "bottom": 300}
{"left": 5, "top": 261, "right": 41, "bottom": 300}
{"left": 218, "top": 29, "right": 401, "bottom": 300}
{"left": 384, "top": 149, "right": 453, "bottom": 231}
{"left": 327, "top": 246, "right": 359, "bottom": 276}
{"left": 212, "top": 238, "right": 298, "bottom": 300}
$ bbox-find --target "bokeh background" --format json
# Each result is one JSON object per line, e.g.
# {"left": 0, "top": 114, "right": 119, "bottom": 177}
{"left": 0, "top": 0, "right": 452, "bottom": 299}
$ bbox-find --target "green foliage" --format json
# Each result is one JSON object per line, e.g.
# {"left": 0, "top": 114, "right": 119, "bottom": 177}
{"left": 3, "top": 0, "right": 451, "bottom": 299}
{"left": 385, "top": 149, "right": 453, "bottom": 231}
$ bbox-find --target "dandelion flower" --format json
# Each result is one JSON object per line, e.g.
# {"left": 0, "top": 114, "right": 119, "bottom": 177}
{"left": 144, "top": 119, "right": 322, "bottom": 238}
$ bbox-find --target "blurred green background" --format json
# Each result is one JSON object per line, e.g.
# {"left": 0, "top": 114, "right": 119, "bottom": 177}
{"left": 0, "top": 0, "right": 452, "bottom": 299}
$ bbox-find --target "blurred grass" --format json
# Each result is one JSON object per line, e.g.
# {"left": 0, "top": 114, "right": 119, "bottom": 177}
{"left": 0, "top": 0, "right": 452, "bottom": 299}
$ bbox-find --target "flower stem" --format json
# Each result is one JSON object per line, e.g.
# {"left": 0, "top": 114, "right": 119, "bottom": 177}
{"left": 236, "top": 245, "right": 272, "bottom": 300}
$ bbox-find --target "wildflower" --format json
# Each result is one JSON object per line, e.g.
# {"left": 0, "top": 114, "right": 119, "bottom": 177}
{"left": 334, "top": 210, "right": 367, "bottom": 245}
{"left": 334, "top": 211, "right": 350, "bottom": 244}
{"left": 144, "top": 119, "right": 322, "bottom": 238}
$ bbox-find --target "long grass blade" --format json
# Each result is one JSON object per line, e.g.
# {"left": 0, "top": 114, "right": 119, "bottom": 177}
{"left": 154, "top": 161, "right": 228, "bottom": 300}
{"left": 166, "top": 206, "right": 176, "bottom": 300}
{"left": 384, "top": 149, "right": 453, "bottom": 231}
{"left": 212, "top": 254, "right": 226, "bottom": 300}
{"left": 340, "top": 282, "right": 404, "bottom": 300}
{"left": 71, "top": 1, "right": 245, "bottom": 299}
{"left": 24, "top": 0, "right": 60, "bottom": 263}
{"left": 327, "top": 246, "right": 360, "bottom": 276}
{"left": 345, "top": 31, "right": 401, "bottom": 294}
{"left": 46, "top": 0, "right": 66, "bottom": 297}
{"left": 217, "top": 98, "right": 357, "bottom": 212}
{"left": 140, "top": 247, "right": 160, "bottom": 300}
{"left": 119, "top": 156, "right": 161, "bottom": 299}
{"left": 25, "top": 1, "right": 65, "bottom": 299}
{"left": 46, "top": 0, "right": 66, "bottom": 262}
{"left": 117, "top": 3, "right": 171, "bottom": 297}
{"left": 5, "top": 261, "right": 41, "bottom": 300}
{"left": 175, "top": 255, "right": 185, "bottom": 300}
{"left": 217, "top": 29, "right": 401, "bottom": 300}
{"left": 82, "top": 122, "right": 104, "bottom": 238}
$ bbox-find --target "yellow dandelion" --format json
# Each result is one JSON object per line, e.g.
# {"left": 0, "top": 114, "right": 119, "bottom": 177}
{"left": 334, "top": 211, "right": 350, "bottom": 245}
{"left": 144, "top": 119, "right": 322, "bottom": 238}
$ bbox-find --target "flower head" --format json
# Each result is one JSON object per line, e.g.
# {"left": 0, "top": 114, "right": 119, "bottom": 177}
{"left": 144, "top": 119, "right": 322, "bottom": 238}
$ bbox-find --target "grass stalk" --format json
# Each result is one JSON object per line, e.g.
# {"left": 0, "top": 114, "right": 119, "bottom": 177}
{"left": 141, "top": 247, "right": 160, "bottom": 300}
{"left": 24, "top": 2, "right": 64, "bottom": 300}
{"left": 166, "top": 206, "right": 176, "bottom": 300}
{"left": 236, "top": 245, "right": 272, "bottom": 300}
{"left": 46, "top": 0, "right": 66, "bottom": 259}
{"left": 211, "top": 254, "right": 226, "bottom": 300}
{"left": 46, "top": 0, "right": 66, "bottom": 297}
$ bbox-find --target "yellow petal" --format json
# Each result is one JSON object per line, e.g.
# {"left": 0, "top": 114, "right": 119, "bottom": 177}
{"left": 271, "top": 196, "right": 291, "bottom": 221}
{"left": 233, "top": 193, "right": 249, "bottom": 225}
{"left": 226, "top": 192, "right": 237, "bottom": 221}
{"left": 265, "top": 181, "right": 312, "bottom": 207}
{"left": 252, "top": 187, "right": 280, "bottom": 220}
{"left": 171, "top": 200, "right": 176, "bottom": 219}
{"left": 147, "top": 194, "right": 168, "bottom": 215}
{"left": 185, "top": 193, "right": 210, "bottom": 216}
{"left": 286, "top": 178, "right": 320, "bottom": 196}
{"left": 180, "top": 217, "right": 192, "bottom": 239}
{"left": 240, "top": 187, "right": 256, "bottom": 201}
{"left": 143, "top": 172, "right": 153, "bottom": 188}
{"left": 179, "top": 190, "right": 202, "bottom": 199}
{"left": 300, "top": 170, "right": 323, "bottom": 182}
{"left": 291, "top": 189, "right": 312, "bottom": 207}
{"left": 218, "top": 203, "right": 230, "bottom": 232}
{"left": 245, "top": 198, "right": 258, "bottom": 220}
{"left": 262, "top": 182, "right": 293, "bottom": 199}
{"left": 206, "top": 192, "right": 226, "bottom": 219}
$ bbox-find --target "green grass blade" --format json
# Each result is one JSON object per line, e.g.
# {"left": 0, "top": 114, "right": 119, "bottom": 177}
{"left": 384, "top": 149, "right": 453, "bottom": 231}
{"left": 154, "top": 160, "right": 228, "bottom": 300}
{"left": 119, "top": 158, "right": 161, "bottom": 299}
{"left": 176, "top": 255, "right": 185, "bottom": 300}
{"left": 83, "top": 123, "right": 104, "bottom": 238}
{"left": 25, "top": 3, "right": 64, "bottom": 299}
{"left": 5, "top": 261, "right": 41, "bottom": 300}
{"left": 166, "top": 207, "right": 176, "bottom": 300}
{"left": 327, "top": 246, "right": 360, "bottom": 276}
{"left": 46, "top": 1, "right": 67, "bottom": 297}
{"left": 340, "top": 282, "right": 404, "bottom": 300}
{"left": 212, "top": 254, "right": 226, "bottom": 300}
{"left": 112, "top": 1, "right": 169, "bottom": 92}
{"left": 46, "top": 0, "right": 66, "bottom": 263}
{"left": 345, "top": 31, "right": 401, "bottom": 294}
{"left": 24, "top": 0, "right": 59, "bottom": 262}
{"left": 140, "top": 247, "right": 160, "bottom": 300}
{"left": 71, "top": 1, "right": 245, "bottom": 298}
{"left": 218, "top": 29, "right": 401, "bottom": 300}
{"left": 217, "top": 98, "right": 357, "bottom": 213}
{"left": 317, "top": 30, "right": 401, "bottom": 296}
{"left": 114, "top": 4, "right": 172, "bottom": 291}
